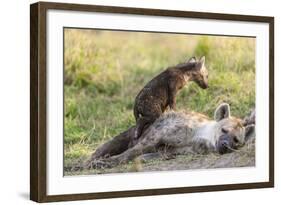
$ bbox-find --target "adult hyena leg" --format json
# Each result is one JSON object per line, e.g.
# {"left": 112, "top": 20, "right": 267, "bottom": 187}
{"left": 84, "top": 126, "right": 135, "bottom": 169}
{"left": 89, "top": 132, "right": 161, "bottom": 169}
{"left": 139, "top": 149, "right": 176, "bottom": 162}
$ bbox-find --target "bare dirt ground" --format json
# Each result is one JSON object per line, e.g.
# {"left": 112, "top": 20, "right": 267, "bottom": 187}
{"left": 65, "top": 137, "right": 255, "bottom": 176}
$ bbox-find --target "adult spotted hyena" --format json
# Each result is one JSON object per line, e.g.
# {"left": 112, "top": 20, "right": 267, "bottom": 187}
{"left": 134, "top": 56, "right": 208, "bottom": 141}
{"left": 85, "top": 103, "right": 255, "bottom": 169}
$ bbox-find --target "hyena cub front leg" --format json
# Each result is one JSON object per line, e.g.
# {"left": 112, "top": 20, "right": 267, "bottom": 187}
{"left": 89, "top": 133, "right": 161, "bottom": 169}
{"left": 167, "top": 80, "right": 179, "bottom": 110}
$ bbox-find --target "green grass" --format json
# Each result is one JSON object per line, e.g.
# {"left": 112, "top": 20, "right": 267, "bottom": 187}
{"left": 64, "top": 29, "right": 255, "bottom": 169}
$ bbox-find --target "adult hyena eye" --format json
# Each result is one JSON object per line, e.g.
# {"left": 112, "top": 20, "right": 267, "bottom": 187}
{"left": 233, "top": 136, "right": 239, "bottom": 143}
{"left": 221, "top": 127, "right": 228, "bottom": 134}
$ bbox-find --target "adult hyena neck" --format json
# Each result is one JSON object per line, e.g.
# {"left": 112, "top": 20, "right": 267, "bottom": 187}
{"left": 193, "top": 121, "right": 217, "bottom": 150}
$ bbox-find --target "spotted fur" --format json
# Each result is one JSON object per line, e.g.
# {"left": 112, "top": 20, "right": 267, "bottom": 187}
{"left": 85, "top": 103, "right": 255, "bottom": 169}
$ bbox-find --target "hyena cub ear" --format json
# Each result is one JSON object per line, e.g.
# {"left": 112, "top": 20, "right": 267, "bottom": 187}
{"left": 188, "top": 56, "right": 196, "bottom": 63}
{"left": 199, "top": 56, "right": 205, "bottom": 65}
{"left": 195, "top": 56, "right": 206, "bottom": 70}
{"left": 214, "top": 103, "right": 231, "bottom": 121}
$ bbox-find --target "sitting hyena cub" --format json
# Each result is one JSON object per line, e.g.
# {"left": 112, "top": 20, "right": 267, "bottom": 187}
{"left": 85, "top": 103, "right": 254, "bottom": 169}
{"left": 134, "top": 56, "right": 208, "bottom": 141}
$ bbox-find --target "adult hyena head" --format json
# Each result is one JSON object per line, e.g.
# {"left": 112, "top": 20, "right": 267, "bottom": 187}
{"left": 189, "top": 56, "right": 208, "bottom": 89}
{"left": 213, "top": 103, "right": 255, "bottom": 154}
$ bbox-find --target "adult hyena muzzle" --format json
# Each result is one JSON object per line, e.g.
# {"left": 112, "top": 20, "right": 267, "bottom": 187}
{"left": 216, "top": 134, "right": 239, "bottom": 154}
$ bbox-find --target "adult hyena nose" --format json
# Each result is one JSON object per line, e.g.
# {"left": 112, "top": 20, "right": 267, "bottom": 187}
{"left": 218, "top": 139, "right": 230, "bottom": 154}
{"left": 221, "top": 140, "right": 228, "bottom": 147}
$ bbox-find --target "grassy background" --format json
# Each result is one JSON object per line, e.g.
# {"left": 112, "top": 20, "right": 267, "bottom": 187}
{"left": 64, "top": 29, "right": 255, "bottom": 170}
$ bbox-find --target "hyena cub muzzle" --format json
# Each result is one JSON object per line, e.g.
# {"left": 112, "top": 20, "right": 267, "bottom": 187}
{"left": 133, "top": 56, "right": 209, "bottom": 142}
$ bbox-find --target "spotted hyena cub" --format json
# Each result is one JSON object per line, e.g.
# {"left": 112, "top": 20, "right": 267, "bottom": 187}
{"left": 134, "top": 56, "right": 208, "bottom": 141}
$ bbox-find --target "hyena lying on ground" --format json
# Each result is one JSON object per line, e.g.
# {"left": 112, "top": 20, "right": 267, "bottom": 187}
{"left": 84, "top": 103, "right": 255, "bottom": 169}
{"left": 133, "top": 56, "right": 208, "bottom": 142}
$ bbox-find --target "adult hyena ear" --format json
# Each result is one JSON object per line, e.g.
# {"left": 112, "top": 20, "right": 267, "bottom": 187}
{"left": 188, "top": 56, "right": 196, "bottom": 63}
{"left": 244, "top": 124, "right": 255, "bottom": 141}
{"left": 214, "top": 103, "right": 231, "bottom": 121}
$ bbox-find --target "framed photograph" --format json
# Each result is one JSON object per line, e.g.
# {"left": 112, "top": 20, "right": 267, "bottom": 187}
{"left": 30, "top": 1, "right": 274, "bottom": 202}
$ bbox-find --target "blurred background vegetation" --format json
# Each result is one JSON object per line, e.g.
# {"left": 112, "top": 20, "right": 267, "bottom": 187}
{"left": 64, "top": 29, "right": 255, "bottom": 169}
